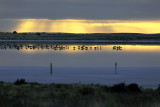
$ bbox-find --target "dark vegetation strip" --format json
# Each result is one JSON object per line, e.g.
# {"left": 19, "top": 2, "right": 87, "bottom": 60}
{"left": 1, "top": 41, "right": 160, "bottom": 46}
{"left": 1, "top": 32, "right": 160, "bottom": 40}
{"left": 0, "top": 79, "right": 160, "bottom": 107}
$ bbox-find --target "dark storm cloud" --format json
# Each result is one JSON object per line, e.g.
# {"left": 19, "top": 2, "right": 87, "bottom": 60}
{"left": 0, "top": 0, "right": 160, "bottom": 20}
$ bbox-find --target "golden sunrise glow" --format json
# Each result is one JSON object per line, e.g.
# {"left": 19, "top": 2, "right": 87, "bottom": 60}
{"left": 20, "top": 44, "right": 102, "bottom": 54}
{"left": 101, "top": 45, "right": 160, "bottom": 52}
{"left": 50, "top": 21, "right": 86, "bottom": 33}
{"left": 19, "top": 44, "right": 160, "bottom": 54}
{"left": 15, "top": 19, "right": 160, "bottom": 34}
{"left": 125, "top": 45, "right": 160, "bottom": 52}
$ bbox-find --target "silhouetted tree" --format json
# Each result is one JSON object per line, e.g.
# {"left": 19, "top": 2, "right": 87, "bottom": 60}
{"left": 36, "top": 33, "right": 40, "bottom": 36}
{"left": 13, "top": 31, "right": 17, "bottom": 34}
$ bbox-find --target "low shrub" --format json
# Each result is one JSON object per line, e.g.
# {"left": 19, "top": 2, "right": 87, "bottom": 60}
{"left": 127, "top": 83, "right": 141, "bottom": 93}
{"left": 111, "top": 83, "right": 127, "bottom": 92}
{"left": 14, "top": 79, "right": 27, "bottom": 85}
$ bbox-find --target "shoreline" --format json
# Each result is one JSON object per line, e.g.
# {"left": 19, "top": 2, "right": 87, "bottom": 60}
{"left": 1, "top": 40, "right": 160, "bottom": 44}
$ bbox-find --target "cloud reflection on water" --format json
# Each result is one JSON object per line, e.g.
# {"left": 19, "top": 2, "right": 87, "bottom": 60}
{"left": 0, "top": 43, "right": 160, "bottom": 54}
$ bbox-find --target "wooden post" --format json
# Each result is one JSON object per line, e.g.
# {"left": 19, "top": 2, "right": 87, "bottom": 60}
{"left": 50, "top": 63, "right": 52, "bottom": 75}
{"left": 115, "top": 62, "right": 117, "bottom": 74}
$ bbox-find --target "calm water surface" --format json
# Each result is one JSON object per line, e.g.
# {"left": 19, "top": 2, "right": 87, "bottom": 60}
{"left": 0, "top": 43, "right": 160, "bottom": 88}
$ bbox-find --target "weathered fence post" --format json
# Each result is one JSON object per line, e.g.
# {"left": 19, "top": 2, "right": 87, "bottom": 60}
{"left": 50, "top": 63, "right": 52, "bottom": 75}
{"left": 115, "top": 62, "right": 117, "bottom": 74}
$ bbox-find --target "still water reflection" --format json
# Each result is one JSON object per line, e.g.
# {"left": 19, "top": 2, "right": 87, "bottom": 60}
{"left": 0, "top": 43, "right": 160, "bottom": 67}
{"left": 0, "top": 43, "right": 160, "bottom": 88}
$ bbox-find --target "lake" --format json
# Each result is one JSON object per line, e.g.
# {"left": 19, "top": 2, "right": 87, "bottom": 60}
{"left": 0, "top": 42, "right": 160, "bottom": 88}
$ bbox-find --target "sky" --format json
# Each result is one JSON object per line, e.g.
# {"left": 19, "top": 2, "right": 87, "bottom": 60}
{"left": 0, "top": 0, "right": 160, "bottom": 20}
{"left": 0, "top": 0, "right": 160, "bottom": 33}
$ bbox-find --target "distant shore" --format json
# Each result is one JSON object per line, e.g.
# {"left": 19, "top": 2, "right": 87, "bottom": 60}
{"left": 1, "top": 40, "right": 160, "bottom": 44}
{"left": 1, "top": 32, "right": 160, "bottom": 44}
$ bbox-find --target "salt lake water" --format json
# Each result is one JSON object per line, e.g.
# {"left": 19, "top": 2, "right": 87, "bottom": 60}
{"left": 0, "top": 42, "right": 160, "bottom": 88}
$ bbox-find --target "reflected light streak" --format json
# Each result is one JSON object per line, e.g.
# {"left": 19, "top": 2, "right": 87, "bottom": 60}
{"left": 15, "top": 19, "right": 160, "bottom": 34}
{"left": 20, "top": 45, "right": 102, "bottom": 54}
{"left": 18, "top": 44, "right": 160, "bottom": 54}
{"left": 20, "top": 44, "right": 49, "bottom": 54}
{"left": 20, "top": 48, "right": 49, "bottom": 54}
{"left": 102, "top": 45, "right": 160, "bottom": 53}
